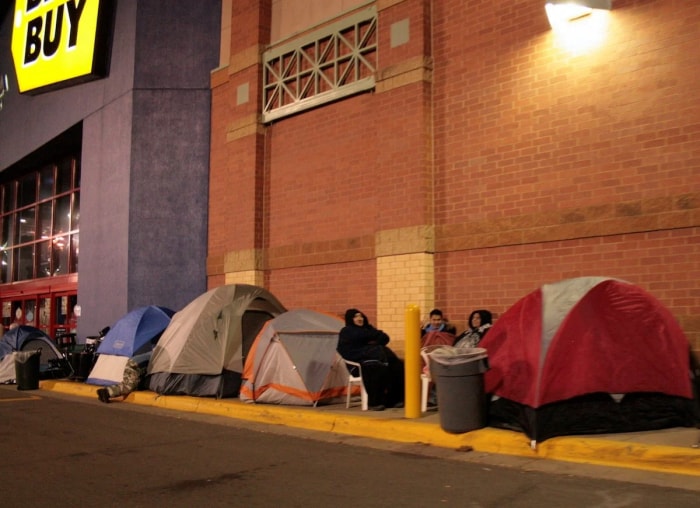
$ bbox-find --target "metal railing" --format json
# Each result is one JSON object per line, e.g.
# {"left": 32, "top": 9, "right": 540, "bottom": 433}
{"left": 262, "top": 7, "right": 377, "bottom": 123}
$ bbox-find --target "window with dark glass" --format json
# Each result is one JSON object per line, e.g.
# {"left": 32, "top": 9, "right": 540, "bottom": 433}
{"left": 0, "top": 155, "right": 80, "bottom": 283}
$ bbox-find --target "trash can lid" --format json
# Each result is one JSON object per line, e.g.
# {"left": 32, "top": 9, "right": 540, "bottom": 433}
{"left": 13, "top": 349, "right": 42, "bottom": 362}
{"left": 425, "top": 346, "right": 487, "bottom": 365}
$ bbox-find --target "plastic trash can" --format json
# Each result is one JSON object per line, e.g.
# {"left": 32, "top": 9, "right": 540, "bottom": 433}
{"left": 77, "top": 351, "right": 96, "bottom": 380}
{"left": 427, "top": 346, "right": 489, "bottom": 434}
{"left": 14, "top": 349, "right": 42, "bottom": 391}
{"left": 67, "top": 350, "right": 82, "bottom": 379}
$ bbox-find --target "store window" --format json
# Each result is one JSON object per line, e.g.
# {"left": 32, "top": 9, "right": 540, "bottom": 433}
{"left": 0, "top": 155, "right": 80, "bottom": 283}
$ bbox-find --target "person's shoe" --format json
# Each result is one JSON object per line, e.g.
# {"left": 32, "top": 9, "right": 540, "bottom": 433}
{"left": 391, "top": 402, "right": 404, "bottom": 409}
{"left": 368, "top": 404, "right": 385, "bottom": 411}
{"left": 97, "top": 388, "right": 111, "bottom": 404}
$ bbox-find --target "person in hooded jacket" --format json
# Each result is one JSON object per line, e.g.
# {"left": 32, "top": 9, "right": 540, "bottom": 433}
{"left": 338, "top": 309, "right": 404, "bottom": 411}
{"left": 454, "top": 309, "right": 493, "bottom": 348}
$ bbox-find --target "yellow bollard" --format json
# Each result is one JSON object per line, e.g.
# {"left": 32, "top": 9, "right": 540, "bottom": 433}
{"left": 404, "top": 304, "right": 421, "bottom": 418}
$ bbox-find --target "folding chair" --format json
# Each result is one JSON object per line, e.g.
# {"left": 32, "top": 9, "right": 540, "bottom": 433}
{"left": 420, "top": 348, "right": 433, "bottom": 412}
{"left": 420, "top": 345, "right": 450, "bottom": 412}
{"left": 342, "top": 358, "right": 368, "bottom": 411}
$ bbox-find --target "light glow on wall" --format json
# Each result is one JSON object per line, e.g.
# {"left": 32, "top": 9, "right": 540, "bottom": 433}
{"left": 548, "top": 7, "right": 611, "bottom": 55}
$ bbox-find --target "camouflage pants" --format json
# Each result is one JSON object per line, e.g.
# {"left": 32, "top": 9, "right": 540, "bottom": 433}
{"left": 105, "top": 359, "right": 142, "bottom": 398}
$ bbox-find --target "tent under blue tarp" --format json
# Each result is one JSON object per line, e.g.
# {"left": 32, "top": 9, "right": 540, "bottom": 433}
{"left": 0, "top": 325, "right": 70, "bottom": 380}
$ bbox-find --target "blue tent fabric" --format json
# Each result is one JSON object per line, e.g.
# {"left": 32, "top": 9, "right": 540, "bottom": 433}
{"left": 0, "top": 325, "right": 57, "bottom": 357}
{"left": 97, "top": 306, "right": 174, "bottom": 357}
{"left": 0, "top": 325, "right": 47, "bottom": 356}
{"left": 0, "top": 325, "right": 69, "bottom": 377}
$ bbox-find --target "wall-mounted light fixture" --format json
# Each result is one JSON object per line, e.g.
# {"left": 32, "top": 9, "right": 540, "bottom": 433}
{"left": 546, "top": 0, "right": 611, "bottom": 28}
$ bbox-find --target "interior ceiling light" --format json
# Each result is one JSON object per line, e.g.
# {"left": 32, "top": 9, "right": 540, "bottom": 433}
{"left": 546, "top": 0, "right": 611, "bottom": 26}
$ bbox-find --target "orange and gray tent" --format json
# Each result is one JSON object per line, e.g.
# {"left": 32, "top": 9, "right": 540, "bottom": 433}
{"left": 239, "top": 309, "right": 349, "bottom": 406}
{"left": 147, "top": 284, "right": 286, "bottom": 398}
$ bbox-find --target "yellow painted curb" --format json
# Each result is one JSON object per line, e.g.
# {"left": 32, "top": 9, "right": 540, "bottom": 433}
{"left": 41, "top": 379, "right": 98, "bottom": 397}
{"left": 39, "top": 380, "right": 700, "bottom": 477}
{"left": 539, "top": 435, "right": 700, "bottom": 477}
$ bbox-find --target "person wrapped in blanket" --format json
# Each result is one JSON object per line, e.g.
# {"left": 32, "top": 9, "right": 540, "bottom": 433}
{"left": 338, "top": 309, "right": 404, "bottom": 411}
{"left": 421, "top": 308, "right": 457, "bottom": 337}
{"left": 96, "top": 352, "right": 151, "bottom": 403}
{"left": 420, "top": 309, "right": 458, "bottom": 408}
{"left": 454, "top": 309, "right": 493, "bottom": 348}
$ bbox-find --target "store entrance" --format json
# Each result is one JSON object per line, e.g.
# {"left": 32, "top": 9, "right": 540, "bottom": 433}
{"left": 0, "top": 276, "right": 78, "bottom": 341}
{"left": 2, "top": 297, "right": 38, "bottom": 329}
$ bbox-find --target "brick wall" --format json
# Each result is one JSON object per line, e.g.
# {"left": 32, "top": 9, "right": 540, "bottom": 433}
{"left": 429, "top": 0, "right": 700, "bottom": 350}
{"left": 268, "top": 260, "right": 378, "bottom": 322}
{"left": 437, "top": 228, "right": 700, "bottom": 346}
{"left": 434, "top": 0, "right": 700, "bottom": 227}
{"left": 209, "top": 0, "right": 700, "bottom": 353}
{"left": 265, "top": 95, "right": 382, "bottom": 245}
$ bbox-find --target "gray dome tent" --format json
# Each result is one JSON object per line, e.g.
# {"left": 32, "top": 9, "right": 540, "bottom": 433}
{"left": 147, "top": 284, "right": 286, "bottom": 398}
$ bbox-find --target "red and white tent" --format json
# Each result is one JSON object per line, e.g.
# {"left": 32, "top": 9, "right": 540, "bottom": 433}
{"left": 481, "top": 276, "right": 697, "bottom": 443}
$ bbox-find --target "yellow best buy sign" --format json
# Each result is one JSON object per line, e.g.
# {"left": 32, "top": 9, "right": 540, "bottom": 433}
{"left": 11, "top": 0, "right": 114, "bottom": 94}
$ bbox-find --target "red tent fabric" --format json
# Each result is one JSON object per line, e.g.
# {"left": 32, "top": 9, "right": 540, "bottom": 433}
{"left": 481, "top": 277, "right": 697, "bottom": 442}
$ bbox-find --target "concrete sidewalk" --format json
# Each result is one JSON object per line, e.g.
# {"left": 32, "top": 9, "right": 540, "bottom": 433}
{"left": 40, "top": 379, "right": 700, "bottom": 478}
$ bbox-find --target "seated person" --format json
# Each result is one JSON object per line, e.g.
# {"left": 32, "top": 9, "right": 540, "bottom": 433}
{"left": 420, "top": 309, "right": 457, "bottom": 409}
{"left": 338, "top": 308, "right": 404, "bottom": 411}
{"left": 421, "top": 308, "right": 457, "bottom": 349}
{"left": 421, "top": 308, "right": 456, "bottom": 337}
{"left": 454, "top": 309, "right": 493, "bottom": 348}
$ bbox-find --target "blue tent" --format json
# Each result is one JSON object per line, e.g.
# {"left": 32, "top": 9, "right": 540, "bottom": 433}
{"left": 97, "top": 305, "right": 174, "bottom": 357}
{"left": 0, "top": 325, "right": 70, "bottom": 380}
{"left": 86, "top": 305, "right": 174, "bottom": 386}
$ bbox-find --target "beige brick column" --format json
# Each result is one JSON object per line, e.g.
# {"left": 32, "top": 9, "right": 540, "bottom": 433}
{"left": 222, "top": 249, "right": 265, "bottom": 287}
{"left": 376, "top": 226, "right": 435, "bottom": 356}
